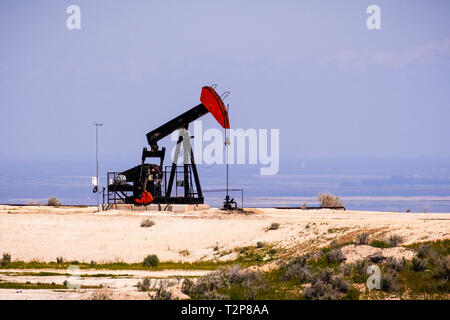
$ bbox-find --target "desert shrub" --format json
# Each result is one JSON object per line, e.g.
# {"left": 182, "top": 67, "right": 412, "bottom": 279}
{"left": 232, "top": 267, "right": 263, "bottom": 285}
{"left": 143, "top": 254, "right": 159, "bottom": 268}
{"left": 283, "top": 264, "right": 313, "bottom": 282}
{"left": 412, "top": 257, "right": 427, "bottom": 272}
{"left": 326, "top": 249, "right": 346, "bottom": 264}
{"left": 356, "top": 233, "right": 370, "bottom": 245}
{"left": 281, "top": 253, "right": 311, "bottom": 279}
{"left": 179, "top": 250, "right": 190, "bottom": 257}
{"left": 140, "top": 219, "right": 155, "bottom": 228}
{"left": 388, "top": 235, "right": 403, "bottom": 247}
{"left": 153, "top": 283, "right": 172, "bottom": 300}
{"left": 352, "top": 259, "right": 370, "bottom": 283}
{"left": 182, "top": 265, "right": 267, "bottom": 300}
{"left": 434, "top": 256, "right": 450, "bottom": 280}
{"left": 290, "top": 254, "right": 310, "bottom": 266}
{"left": 181, "top": 272, "right": 228, "bottom": 300}
{"left": 369, "top": 240, "right": 390, "bottom": 248}
{"left": 47, "top": 197, "right": 61, "bottom": 206}
{"left": 381, "top": 270, "right": 400, "bottom": 292}
{"left": 316, "top": 268, "right": 334, "bottom": 283}
{"left": 303, "top": 269, "right": 349, "bottom": 300}
{"left": 181, "top": 278, "right": 194, "bottom": 294}
{"left": 343, "top": 288, "right": 361, "bottom": 300}
{"left": 137, "top": 278, "right": 152, "bottom": 292}
{"left": 318, "top": 193, "right": 344, "bottom": 208}
{"left": 184, "top": 269, "right": 229, "bottom": 298}
{"left": 1, "top": 253, "right": 11, "bottom": 266}
{"left": 240, "top": 247, "right": 249, "bottom": 254}
{"left": 256, "top": 241, "right": 264, "bottom": 248}
{"left": 340, "top": 263, "right": 354, "bottom": 276}
{"left": 228, "top": 270, "right": 268, "bottom": 299}
{"left": 330, "top": 274, "right": 349, "bottom": 292}
{"left": 268, "top": 223, "right": 280, "bottom": 231}
{"left": 416, "top": 244, "right": 436, "bottom": 260}
{"left": 90, "top": 289, "right": 113, "bottom": 300}
{"left": 90, "top": 260, "right": 96, "bottom": 267}
{"left": 182, "top": 270, "right": 228, "bottom": 299}
{"left": 385, "top": 257, "right": 405, "bottom": 273}
{"left": 303, "top": 280, "right": 339, "bottom": 300}
{"left": 56, "top": 257, "right": 64, "bottom": 264}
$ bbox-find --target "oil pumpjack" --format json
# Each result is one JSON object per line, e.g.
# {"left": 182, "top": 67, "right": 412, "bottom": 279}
{"left": 107, "top": 86, "right": 230, "bottom": 206}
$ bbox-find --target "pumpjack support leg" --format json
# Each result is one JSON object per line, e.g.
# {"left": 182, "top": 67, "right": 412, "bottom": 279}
{"left": 166, "top": 136, "right": 183, "bottom": 198}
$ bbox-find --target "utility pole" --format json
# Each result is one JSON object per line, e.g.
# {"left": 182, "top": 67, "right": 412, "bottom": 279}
{"left": 94, "top": 121, "right": 103, "bottom": 212}
{"left": 222, "top": 104, "right": 232, "bottom": 209}
{"left": 225, "top": 104, "right": 230, "bottom": 199}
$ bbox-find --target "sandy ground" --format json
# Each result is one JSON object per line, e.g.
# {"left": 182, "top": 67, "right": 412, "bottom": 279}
{"left": 0, "top": 205, "right": 448, "bottom": 299}
{"left": 0, "top": 268, "right": 207, "bottom": 300}
{"left": 1, "top": 205, "right": 449, "bottom": 263}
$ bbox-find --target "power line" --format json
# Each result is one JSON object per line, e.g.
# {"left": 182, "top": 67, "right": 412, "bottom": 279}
{"left": 0, "top": 174, "right": 87, "bottom": 187}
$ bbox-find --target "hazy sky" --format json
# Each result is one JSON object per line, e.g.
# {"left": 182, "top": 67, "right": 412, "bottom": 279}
{"left": 1, "top": 0, "right": 450, "bottom": 167}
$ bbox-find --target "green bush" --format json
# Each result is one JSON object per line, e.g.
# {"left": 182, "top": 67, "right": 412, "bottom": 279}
{"left": 143, "top": 254, "right": 159, "bottom": 268}
{"left": 1, "top": 253, "right": 11, "bottom": 266}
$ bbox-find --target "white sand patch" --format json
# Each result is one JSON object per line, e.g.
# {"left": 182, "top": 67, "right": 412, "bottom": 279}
{"left": 0, "top": 206, "right": 448, "bottom": 263}
{"left": 340, "top": 245, "right": 416, "bottom": 264}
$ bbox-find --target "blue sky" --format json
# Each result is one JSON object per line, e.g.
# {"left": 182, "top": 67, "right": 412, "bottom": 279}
{"left": 1, "top": 0, "right": 450, "bottom": 172}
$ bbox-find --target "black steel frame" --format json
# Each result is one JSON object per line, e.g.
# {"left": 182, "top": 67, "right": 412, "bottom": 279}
{"left": 107, "top": 163, "right": 204, "bottom": 205}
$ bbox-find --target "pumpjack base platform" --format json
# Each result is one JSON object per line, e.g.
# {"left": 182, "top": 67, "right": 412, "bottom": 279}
{"left": 105, "top": 203, "right": 210, "bottom": 212}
